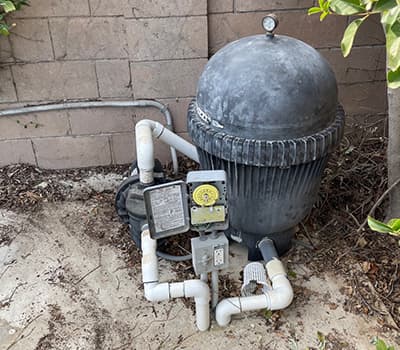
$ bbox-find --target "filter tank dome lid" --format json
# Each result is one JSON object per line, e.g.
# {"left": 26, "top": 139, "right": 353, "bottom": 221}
{"left": 195, "top": 20, "right": 339, "bottom": 141}
{"left": 189, "top": 16, "right": 345, "bottom": 167}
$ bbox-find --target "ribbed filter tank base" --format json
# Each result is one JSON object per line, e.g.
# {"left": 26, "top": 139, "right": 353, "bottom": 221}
{"left": 197, "top": 151, "right": 329, "bottom": 260}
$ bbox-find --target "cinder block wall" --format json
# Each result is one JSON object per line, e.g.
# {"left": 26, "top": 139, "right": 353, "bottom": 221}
{"left": 0, "top": 0, "right": 386, "bottom": 169}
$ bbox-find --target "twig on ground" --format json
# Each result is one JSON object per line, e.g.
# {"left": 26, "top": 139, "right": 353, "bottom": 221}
{"left": 0, "top": 265, "right": 10, "bottom": 281}
{"left": 112, "top": 307, "right": 184, "bottom": 350}
{"left": 357, "top": 176, "right": 400, "bottom": 233}
{"left": 6, "top": 314, "right": 41, "bottom": 350}
{"left": 0, "top": 282, "right": 27, "bottom": 308}
{"left": 74, "top": 265, "right": 101, "bottom": 285}
{"left": 299, "top": 222, "right": 316, "bottom": 249}
{"left": 74, "top": 248, "right": 102, "bottom": 285}
{"left": 172, "top": 332, "right": 197, "bottom": 350}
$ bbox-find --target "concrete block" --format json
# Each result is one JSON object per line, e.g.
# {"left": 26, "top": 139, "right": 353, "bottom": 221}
{"left": 208, "top": 0, "right": 233, "bottom": 13}
{"left": 352, "top": 15, "right": 385, "bottom": 46}
{"left": 208, "top": 11, "right": 347, "bottom": 54}
{"left": 89, "top": 0, "right": 128, "bottom": 16}
{"left": 12, "top": 0, "right": 90, "bottom": 17}
{"left": 338, "top": 81, "right": 387, "bottom": 116}
{"left": 110, "top": 132, "right": 136, "bottom": 164}
{"left": 126, "top": 17, "right": 207, "bottom": 61}
{"left": 133, "top": 97, "right": 192, "bottom": 133}
{"left": 96, "top": 60, "right": 132, "bottom": 98}
{"left": 69, "top": 108, "right": 135, "bottom": 135}
{"left": 12, "top": 61, "right": 98, "bottom": 101}
{"left": 0, "top": 139, "right": 36, "bottom": 166}
{"left": 0, "top": 67, "right": 17, "bottom": 103}
{"left": 130, "top": 59, "right": 207, "bottom": 99}
{"left": 265, "top": 11, "right": 348, "bottom": 49}
{"left": 0, "top": 37, "right": 14, "bottom": 63}
{"left": 320, "top": 46, "right": 386, "bottom": 84}
{"left": 50, "top": 18, "right": 128, "bottom": 60}
{"left": 33, "top": 135, "right": 112, "bottom": 169}
{"left": 9, "top": 19, "right": 53, "bottom": 62}
{"left": 125, "top": 0, "right": 206, "bottom": 18}
{"left": 236, "top": 0, "right": 313, "bottom": 11}
{"left": 0, "top": 111, "right": 70, "bottom": 140}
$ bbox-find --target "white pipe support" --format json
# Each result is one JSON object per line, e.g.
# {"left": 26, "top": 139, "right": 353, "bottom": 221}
{"left": 141, "top": 229, "right": 210, "bottom": 331}
{"left": 215, "top": 258, "right": 293, "bottom": 327}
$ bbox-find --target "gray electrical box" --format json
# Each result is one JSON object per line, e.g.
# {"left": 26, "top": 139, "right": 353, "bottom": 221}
{"left": 143, "top": 181, "right": 190, "bottom": 239}
{"left": 186, "top": 170, "right": 228, "bottom": 232}
{"left": 191, "top": 232, "right": 229, "bottom": 275}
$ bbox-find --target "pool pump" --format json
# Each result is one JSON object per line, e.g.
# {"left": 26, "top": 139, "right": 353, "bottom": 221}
{"left": 116, "top": 15, "right": 344, "bottom": 331}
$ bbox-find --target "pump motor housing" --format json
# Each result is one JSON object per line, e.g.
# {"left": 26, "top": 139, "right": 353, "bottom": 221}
{"left": 188, "top": 33, "right": 345, "bottom": 259}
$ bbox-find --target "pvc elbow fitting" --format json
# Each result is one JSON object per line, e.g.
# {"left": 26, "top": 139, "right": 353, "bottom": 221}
{"left": 184, "top": 280, "right": 211, "bottom": 331}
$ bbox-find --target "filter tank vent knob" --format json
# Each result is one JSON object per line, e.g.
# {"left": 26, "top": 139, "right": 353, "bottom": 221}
{"left": 262, "top": 14, "right": 279, "bottom": 36}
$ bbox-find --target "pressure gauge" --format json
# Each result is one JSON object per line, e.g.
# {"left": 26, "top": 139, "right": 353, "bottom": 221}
{"left": 262, "top": 14, "right": 279, "bottom": 34}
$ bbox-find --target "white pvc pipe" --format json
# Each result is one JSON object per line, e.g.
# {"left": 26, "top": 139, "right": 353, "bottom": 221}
{"left": 0, "top": 100, "right": 179, "bottom": 175}
{"left": 135, "top": 119, "right": 199, "bottom": 184}
{"left": 136, "top": 122, "right": 155, "bottom": 184}
{"left": 141, "top": 229, "right": 210, "bottom": 331}
{"left": 215, "top": 258, "right": 293, "bottom": 327}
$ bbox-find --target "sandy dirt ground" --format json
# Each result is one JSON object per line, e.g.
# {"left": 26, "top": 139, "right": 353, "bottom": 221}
{"left": 0, "top": 172, "right": 399, "bottom": 350}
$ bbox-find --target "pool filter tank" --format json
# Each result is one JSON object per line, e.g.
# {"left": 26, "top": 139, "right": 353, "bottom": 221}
{"left": 187, "top": 15, "right": 345, "bottom": 259}
{"left": 114, "top": 14, "right": 345, "bottom": 331}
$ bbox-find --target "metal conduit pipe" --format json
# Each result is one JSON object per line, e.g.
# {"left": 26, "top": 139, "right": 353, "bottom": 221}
{"left": 215, "top": 258, "right": 293, "bottom": 327}
{"left": 0, "top": 100, "right": 180, "bottom": 174}
{"left": 135, "top": 119, "right": 199, "bottom": 184}
{"left": 141, "top": 228, "right": 210, "bottom": 331}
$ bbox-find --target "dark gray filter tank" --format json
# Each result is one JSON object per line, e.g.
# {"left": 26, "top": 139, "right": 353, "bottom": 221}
{"left": 187, "top": 22, "right": 345, "bottom": 260}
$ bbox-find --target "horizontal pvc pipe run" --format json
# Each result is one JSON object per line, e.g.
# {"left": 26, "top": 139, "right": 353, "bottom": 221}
{"left": 215, "top": 258, "right": 293, "bottom": 327}
{"left": 136, "top": 119, "right": 199, "bottom": 184}
{"left": 0, "top": 100, "right": 179, "bottom": 174}
{"left": 141, "top": 229, "right": 210, "bottom": 331}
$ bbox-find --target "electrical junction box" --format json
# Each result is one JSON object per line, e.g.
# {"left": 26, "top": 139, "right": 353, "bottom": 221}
{"left": 191, "top": 232, "right": 229, "bottom": 275}
{"left": 186, "top": 170, "right": 228, "bottom": 232}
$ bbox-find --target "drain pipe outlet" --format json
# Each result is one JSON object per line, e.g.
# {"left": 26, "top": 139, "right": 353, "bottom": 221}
{"left": 141, "top": 229, "right": 210, "bottom": 331}
{"left": 215, "top": 258, "right": 293, "bottom": 327}
{"left": 136, "top": 119, "right": 199, "bottom": 184}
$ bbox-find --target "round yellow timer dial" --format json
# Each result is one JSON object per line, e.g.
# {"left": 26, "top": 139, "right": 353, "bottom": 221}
{"left": 192, "top": 184, "right": 219, "bottom": 206}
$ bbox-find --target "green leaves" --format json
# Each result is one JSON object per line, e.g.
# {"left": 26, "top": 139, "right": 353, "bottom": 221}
{"left": 372, "top": 337, "right": 396, "bottom": 350}
{"left": 330, "top": 0, "right": 366, "bottom": 14}
{"left": 367, "top": 216, "right": 400, "bottom": 236}
{"left": 309, "top": 1, "right": 400, "bottom": 89}
{"left": 374, "top": 0, "right": 397, "bottom": 11}
{"left": 388, "top": 66, "right": 400, "bottom": 88}
{"left": 0, "top": 22, "right": 10, "bottom": 35}
{"left": 0, "top": 0, "right": 29, "bottom": 36}
{"left": 341, "top": 16, "right": 368, "bottom": 56}
{"left": 308, "top": 0, "right": 332, "bottom": 20}
{"left": 381, "top": 5, "right": 400, "bottom": 87}
{"left": 0, "top": 0, "right": 16, "bottom": 12}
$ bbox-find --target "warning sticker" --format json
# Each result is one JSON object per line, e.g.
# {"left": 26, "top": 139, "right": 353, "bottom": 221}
{"left": 150, "top": 184, "right": 185, "bottom": 233}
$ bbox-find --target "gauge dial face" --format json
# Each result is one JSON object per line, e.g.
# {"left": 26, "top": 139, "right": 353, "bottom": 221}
{"left": 262, "top": 15, "right": 277, "bottom": 32}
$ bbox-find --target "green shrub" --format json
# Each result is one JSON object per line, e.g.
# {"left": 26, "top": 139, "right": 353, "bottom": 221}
{"left": 0, "top": 0, "right": 29, "bottom": 36}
